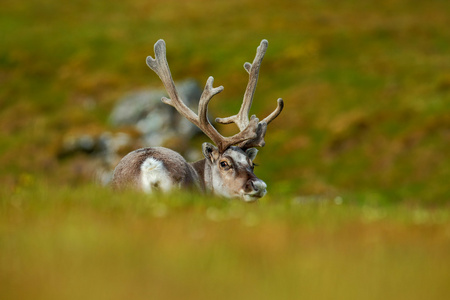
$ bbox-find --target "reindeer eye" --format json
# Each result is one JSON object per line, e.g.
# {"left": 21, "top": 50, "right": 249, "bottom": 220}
{"left": 220, "top": 161, "right": 229, "bottom": 169}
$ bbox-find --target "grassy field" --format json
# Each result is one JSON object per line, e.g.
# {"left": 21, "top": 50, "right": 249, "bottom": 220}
{"left": 2, "top": 184, "right": 450, "bottom": 300}
{"left": 1, "top": 0, "right": 450, "bottom": 299}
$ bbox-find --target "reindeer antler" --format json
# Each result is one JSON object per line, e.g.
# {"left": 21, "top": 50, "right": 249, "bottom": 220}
{"left": 216, "top": 39, "right": 284, "bottom": 149}
{"left": 146, "top": 39, "right": 259, "bottom": 152}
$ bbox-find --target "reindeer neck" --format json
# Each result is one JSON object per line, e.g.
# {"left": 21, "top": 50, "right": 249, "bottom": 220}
{"left": 189, "top": 158, "right": 208, "bottom": 192}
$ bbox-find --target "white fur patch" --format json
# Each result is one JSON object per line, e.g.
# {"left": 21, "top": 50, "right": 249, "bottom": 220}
{"left": 140, "top": 157, "right": 173, "bottom": 193}
{"left": 212, "top": 175, "right": 232, "bottom": 198}
{"left": 227, "top": 150, "right": 249, "bottom": 166}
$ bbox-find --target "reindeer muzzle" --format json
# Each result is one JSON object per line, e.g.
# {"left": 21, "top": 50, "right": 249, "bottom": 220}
{"left": 242, "top": 179, "right": 267, "bottom": 202}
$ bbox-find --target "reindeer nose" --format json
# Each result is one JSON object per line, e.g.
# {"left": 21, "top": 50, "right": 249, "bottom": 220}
{"left": 245, "top": 179, "right": 267, "bottom": 193}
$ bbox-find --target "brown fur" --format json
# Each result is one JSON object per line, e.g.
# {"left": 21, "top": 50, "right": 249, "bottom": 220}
{"left": 190, "top": 159, "right": 206, "bottom": 192}
{"left": 112, "top": 147, "right": 199, "bottom": 190}
{"left": 111, "top": 144, "right": 266, "bottom": 201}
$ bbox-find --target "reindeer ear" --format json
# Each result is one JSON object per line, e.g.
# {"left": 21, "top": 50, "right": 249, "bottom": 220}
{"left": 202, "top": 142, "right": 219, "bottom": 162}
{"left": 246, "top": 148, "right": 258, "bottom": 161}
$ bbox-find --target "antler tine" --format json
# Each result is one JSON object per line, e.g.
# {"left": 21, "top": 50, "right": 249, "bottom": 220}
{"left": 262, "top": 98, "right": 284, "bottom": 124}
{"left": 146, "top": 39, "right": 259, "bottom": 152}
{"left": 197, "top": 76, "right": 227, "bottom": 149}
{"left": 197, "top": 77, "right": 260, "bottom": 152}
{"left": 216, "top": 39, "right": 284, "bottom": 149}
{"left": 146, "top": 40, "right": 199, "bottom": 125}
{"left": 238, "top": 98, "right": 284, "bottom": 149}
{"left": 216, "top": 39, "right": 268, "bottom": 130}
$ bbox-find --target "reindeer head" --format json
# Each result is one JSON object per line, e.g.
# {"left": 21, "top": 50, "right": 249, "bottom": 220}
{"left": 146, "top": 39, "right": 283, "bottom": 201}
{"left": 201, "top": 143, "right": 266, "bottom": 202}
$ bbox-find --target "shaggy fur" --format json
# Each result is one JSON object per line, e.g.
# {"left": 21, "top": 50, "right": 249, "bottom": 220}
{"left": 112, "top": 147, "right": 199, "bottom": 191}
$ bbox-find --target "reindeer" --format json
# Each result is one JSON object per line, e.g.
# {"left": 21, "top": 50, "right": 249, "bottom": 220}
{"left": 112, "top": 39, "right": 284, "bottom": 202}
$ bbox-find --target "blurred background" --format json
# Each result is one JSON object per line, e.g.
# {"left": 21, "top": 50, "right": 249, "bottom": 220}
{"left": 1, "top": 0, "right": 449, "bottom": 203}
{"left": 2, "top": 1, "right": 450, "bottom": 299}
{"left": 1, "top": 0, "right": 450, "bottom": 203}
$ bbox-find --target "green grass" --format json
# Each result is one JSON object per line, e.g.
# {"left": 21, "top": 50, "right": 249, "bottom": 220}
{"left": 1, "top": 0, "right": 450, "bottom": 298}
{"left": 2, "top": 183, "right": 450, "bottom": 300}
{"left": 1, "top": 0, "right": 449, "bottom": 202}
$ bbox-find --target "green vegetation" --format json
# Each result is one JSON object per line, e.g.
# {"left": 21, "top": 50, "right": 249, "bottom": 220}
{"left": 2, "top": 183, "right": 450, "bottom": 299}
{"left": 1, "top": 0, "right": 449, "bottom": 299}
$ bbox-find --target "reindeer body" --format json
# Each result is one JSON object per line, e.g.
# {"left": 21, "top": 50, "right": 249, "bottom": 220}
{"left": 112, "top": 145, "right": 267, "bottom": 201}
{"left": 112, "top": 147, "right": 200, "bottom": 192}
{"left": 112, "top": 39, "right": 283, "bottom": 201}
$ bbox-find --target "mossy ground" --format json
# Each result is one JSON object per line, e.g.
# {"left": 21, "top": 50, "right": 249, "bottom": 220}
{"left": 2, "top": 183, "right": 450, "bottom": 300}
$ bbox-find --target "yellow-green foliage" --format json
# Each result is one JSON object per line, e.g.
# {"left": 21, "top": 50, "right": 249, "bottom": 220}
{"left": 1, "top": 183, "right": 450, "bottom": 299}
{"left": 0, "top": 0, "right": 450, "bottom": 203}
{"left": 1, "top": 1, "right": 450, "bottom": 298}
{"left": 1, "top": 0, "right": 449, "bottom": 202}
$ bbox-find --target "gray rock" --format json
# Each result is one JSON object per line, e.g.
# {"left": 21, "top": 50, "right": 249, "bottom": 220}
{"left": 60, "top": 79, "right": 205, "bottom": 186}
{"left": 109, "top": 79, "right": 203, "bottom": 146}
